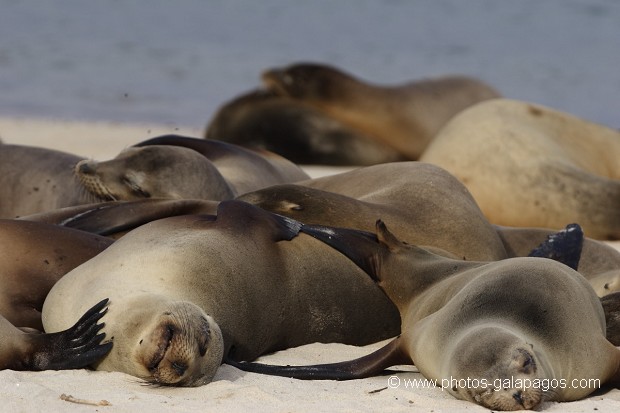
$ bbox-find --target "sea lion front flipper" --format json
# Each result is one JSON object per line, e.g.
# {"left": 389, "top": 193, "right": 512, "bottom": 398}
{"left": 226, "top": 337, "right": 409, "bottom": 380}
{"left": 60, "top": 199, "right": 219, "bottom": 237}
{"left": 216, "top": 200, "right": 302, "bottom": 242}
{"left": 527, "top": 223, "right": 584, "bottom": 270}
{"left": 27, "top": 299, "right": 112, "bottom": 371}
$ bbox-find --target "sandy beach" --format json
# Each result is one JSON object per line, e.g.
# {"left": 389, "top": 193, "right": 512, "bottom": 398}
{"left": 1, "top": 117, "right": 619, "bottom": 412}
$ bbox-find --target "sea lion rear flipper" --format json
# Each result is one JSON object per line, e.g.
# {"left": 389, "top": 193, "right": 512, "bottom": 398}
{"left": 527, "top": 223, "right": 584, "bottom": 270}
{"left": 226, "top": 337, "right": 408, "bottom": 380}
{"left": 27, "top": 299, "right": 113, "bottom": 370}
{"left": 216, "top": 200, "right": 302, "bottom": 241}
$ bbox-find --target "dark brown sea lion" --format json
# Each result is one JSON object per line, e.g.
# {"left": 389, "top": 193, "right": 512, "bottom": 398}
{"left": 0, "top": 219, "right": 112, "bottom": 329}
{"left": 205, "top": 89, "right": 406, "bottom": 165}
{"left": 240, "top": 162, "right": 507, "bottom": 261}
{"left": 262, "top": 62, "right": 500, "bottom": 159}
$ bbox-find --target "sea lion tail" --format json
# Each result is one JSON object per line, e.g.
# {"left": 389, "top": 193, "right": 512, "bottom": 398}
{"left": 225, "top": 337, "right": 408, "bottom": 380}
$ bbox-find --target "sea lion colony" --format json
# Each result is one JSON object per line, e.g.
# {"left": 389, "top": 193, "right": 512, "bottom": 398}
{"left": 1, "top": 62, "right": 619, "bottom": 410}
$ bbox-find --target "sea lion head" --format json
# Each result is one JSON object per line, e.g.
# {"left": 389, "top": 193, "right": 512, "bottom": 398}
{"left": 448, "top": 326, "right": 544, "bottom": 410}
{"left": 98, "top": 296, "right": 224, "bottom": 387}
{"left": 74, "top": 145, "right": 234, "bottom": 202}
{"left": 261, "top": 62, "right": 353, "bottom": 101}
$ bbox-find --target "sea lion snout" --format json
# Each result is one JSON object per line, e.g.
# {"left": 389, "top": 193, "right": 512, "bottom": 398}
{"left": 75, "top": 159, "right": 97, "bottom": 175}
{"left": 140, "top": 304, "right": 224, "bottom": 387}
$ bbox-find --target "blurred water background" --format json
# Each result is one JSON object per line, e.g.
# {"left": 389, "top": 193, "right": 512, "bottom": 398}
{"left": 0, "top": 0, "right": 618, "bottom": 131}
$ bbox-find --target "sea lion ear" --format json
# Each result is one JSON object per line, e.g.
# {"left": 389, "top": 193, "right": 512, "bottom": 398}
{"left": 375, "top": 220, "right": 404, "bottom": 252}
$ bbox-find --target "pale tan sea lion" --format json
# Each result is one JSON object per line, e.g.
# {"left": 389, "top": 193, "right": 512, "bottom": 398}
{"left": 230, "top": 222, "right": 620, "bottom": 410}
{"left": 42, "top": 201, "right": 400, "bottom": 386}
{"left": 420, "top": 98, "right": 620, "bottom": 240}
{"left": 262, "top": 62, "right": 500, "bottom": 159}
{"left": 205, "top": 88, "right": 406, "bottom": 165}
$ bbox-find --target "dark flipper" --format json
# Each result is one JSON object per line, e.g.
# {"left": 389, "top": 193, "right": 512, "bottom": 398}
{"left": 527, "top": 223, "right": 584, "bottom": 270}
{"left": 601, "top": 292, "right": 620, "bottom": 346}
{"left": 226, "top": 337, "right": 409, "bottom": 380}
{"left": 300, "top": 224, "right": 381, "bottom": 280}
{"left": 216, "top": 200, "right": 303, "bottom": 242}
{"left": 28, "top": 299, "right": 113, "bottom": 370}
{"left": 59, "top": 199, "right": 218, "bottom": 237}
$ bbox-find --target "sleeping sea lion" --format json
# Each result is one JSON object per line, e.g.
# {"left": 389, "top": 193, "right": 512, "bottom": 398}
{"left": 75, "top": 145, "right": 236, "bottom": 201}
{"left": 262, "top": 62, "right": 500, "bottom": 159}
{"left": 41, "top": 201, "right": 400, "bottom": 386}
{"left": 205, "top": 88, "right": 406, "bottom": 165}
{"left": 0, "top": 219, "right": 112, "bottom": 329}
{"left": 228, "top": 222, "right": 620, "bottom": 410}
{"left": 0, "top": 143, "right": 96, "bottom": 218}
{"left": 240, "top": 162, "right": 508, "bottom": 261}
{"left": 420, "top": 98, "right": 620, "bottom": 240}
{"left": 133, "top": 135, "right": 310, "bottom": 192}
{"left": 75, "top": 135, "right": 309, "bottom": 203}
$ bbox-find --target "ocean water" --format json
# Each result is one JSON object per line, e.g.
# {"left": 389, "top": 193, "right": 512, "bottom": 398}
{"left": 0, "top": 0, "right": 618, "bottom": 131}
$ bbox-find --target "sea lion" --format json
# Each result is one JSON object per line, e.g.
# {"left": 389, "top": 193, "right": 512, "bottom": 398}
{"left": 133, "top": 135, "right": 310, "bottom": 192}
{"left": 205, "top": 88, "right": 406, "bottom": 165}
{"left": 229, "top": 222, "right": 620, "bottom": 410}
{"left": 239, "top": 162, "right": 508, "bottom": 261}
{"left": 420, "top": 98, "right": 620, "bottom": 240}
{"left": 42, "top": 200, "right": 400, "bottom": 386}
{"left": 0, "top": 299, "right": 112, "bottom": 371}
{"left": 75, "top": 145, "right": 236, "bottom": 201}
{"left": 76, "top": 136, "right": 309, "bottom": 202}
{"left": 262, "top": 62, "right": 500, "bottom": 160}
{"left": 0, "top": 219, "right": 113, "bottom": 329}
{"left": 0, "top": 143, "right": 97, "bottom": 218}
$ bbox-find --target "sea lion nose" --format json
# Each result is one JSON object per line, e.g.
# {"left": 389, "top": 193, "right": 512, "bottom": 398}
{"left": 171, "top": 361, "right": 187, "bottom": 377}
{"left": 76, "top": 160, "right": 96, "bottom": 175}
{"left": 513, "top": 390, "right": 524, "bottom": 406}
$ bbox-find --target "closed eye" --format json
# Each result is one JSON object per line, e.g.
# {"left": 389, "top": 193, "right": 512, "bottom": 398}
{"left": 122, "top": 177, "right": 151, "bottom": 198}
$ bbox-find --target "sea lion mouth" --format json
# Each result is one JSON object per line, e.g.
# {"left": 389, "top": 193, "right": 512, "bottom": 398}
{"left": 147, "top": 324, "right": 174, "bottom": 375}
{"left": 74, "top": 160, "right": 117, "bottom": 201}
{"left": 469, "top": 386, "right": 542, "bottom": 411}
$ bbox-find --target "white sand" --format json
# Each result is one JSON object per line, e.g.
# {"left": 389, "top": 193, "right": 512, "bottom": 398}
{"left": 1, "top": 117, "right": 619, "bottom": 412}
